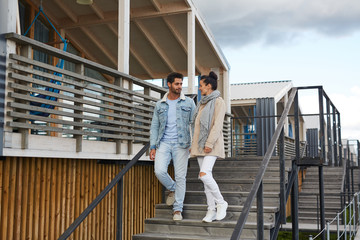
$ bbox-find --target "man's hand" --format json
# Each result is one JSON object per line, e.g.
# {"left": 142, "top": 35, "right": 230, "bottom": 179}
{"left": 204, "top": 147, "right": 212, "bottom": 153}
{"left": 150, "top": 149, "right": 156, "bottom": 161}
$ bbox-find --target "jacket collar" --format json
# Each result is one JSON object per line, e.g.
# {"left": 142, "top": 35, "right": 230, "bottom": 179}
{"left": 161, "top": 91, "right": 186, "bottom": 102}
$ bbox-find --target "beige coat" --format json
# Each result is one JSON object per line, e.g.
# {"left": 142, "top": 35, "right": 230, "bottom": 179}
{"left": 190, "top": 97, "right": 226, "bottom": 159}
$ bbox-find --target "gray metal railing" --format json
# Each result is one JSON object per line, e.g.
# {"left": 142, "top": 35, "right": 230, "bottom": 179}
{"left": 310, "top": 192, "right": 360, "bottom": 240}
{"left": 58, "top": 143, "right": 150, "bottom": 240}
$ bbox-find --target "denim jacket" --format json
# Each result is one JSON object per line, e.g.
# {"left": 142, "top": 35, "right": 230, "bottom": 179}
{"left": 150, "top": 92, "right": 196, "bottom": 150}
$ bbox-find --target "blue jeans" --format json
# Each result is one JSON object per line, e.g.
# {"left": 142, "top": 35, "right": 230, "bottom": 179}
{"left": 154, "top": 141, "right": 189, "bottom": 212}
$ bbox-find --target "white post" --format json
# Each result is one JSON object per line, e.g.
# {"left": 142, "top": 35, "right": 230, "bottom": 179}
{"left": 0, "top": 0, "right": 18, "bottom": 35}
{"left": 118, "top": 0, "right": 130, "bottom": 74}
{"left": 1, "top": 0, "right": 18, "bottom": 138}
{"left": 223, "top": 69, "right": 230, "bottom": 113}
{"left": 187, "top": 11, "right": 195, "bottom": 94}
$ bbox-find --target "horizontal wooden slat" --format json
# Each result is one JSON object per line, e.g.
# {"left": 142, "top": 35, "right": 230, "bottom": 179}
{"left": 6, "top": 33, "right": 166, "bottom": 94}
{"left": 8, "top": 111, "right": 150, "bottom": 137}
{"left": 9, "top": 92, "right": 152, "bottom": 124}
{"left": 9, "top": 61, "right": 158, "bottom": 107}
{"left": 9, "top": 71, "right": 155, "bottom": 111}
{"left": 9, "top": 82, "right": 153, "bottom": 116}
{"left": 7, "top": 122, "right": 148, "bottom": 142}
{"left": 8, "top": 102, "right": 150, "bottom": 131}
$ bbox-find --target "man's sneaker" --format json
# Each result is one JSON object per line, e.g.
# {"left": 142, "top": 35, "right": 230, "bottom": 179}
{"left": 216, "top": 201, "right": 228, "bottom": 221}
{"left": 166, "top": 191, "right": 175, "bottom": 206}
{"left": 202, "top": 209, "right": 217, "bottom": 223}
{"left": 173, "top": 211, "right": 183, "bottom": 221}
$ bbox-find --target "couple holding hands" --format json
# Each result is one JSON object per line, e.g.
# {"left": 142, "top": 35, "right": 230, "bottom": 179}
{"left": 149, "top": 71, "right": 228, "bottom": 222}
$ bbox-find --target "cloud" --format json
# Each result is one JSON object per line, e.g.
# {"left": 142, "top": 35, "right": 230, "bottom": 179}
{"left": 193, "top": 0, "right": 360, "bottom": 47}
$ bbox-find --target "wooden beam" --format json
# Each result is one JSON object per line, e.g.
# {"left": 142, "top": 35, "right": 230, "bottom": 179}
{"left": 80, "top": 27, "right": 117, "bottom": 66}
{"left": 130, "top": 46, "right": 155, "bottom": 79}
{"left": 162, "top": 16, "right": 201, "bottom": 75}
{"left": 107, "top": 23, "right": 117, "bottom": 35}
{"left": 54, "top": 0, "right": 78, "bottom": 23}
{"left": 134, "top": 20, "right": 176, "bottom": 72}
{"left": 58, "top": 11, "right": 118, "bottom": 29}
{"left": 130, "top": 3, "right": 190, "bottom": 20}
{"left": 90, "top": 2, "right": 105, "bottom": 20}
{"left": 150, "top": 0, "right": 162, "bottom": 12}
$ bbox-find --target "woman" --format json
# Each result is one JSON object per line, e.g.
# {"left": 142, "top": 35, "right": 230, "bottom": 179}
{"left": 190, "top": 71, "right": 228, "bottom": 223}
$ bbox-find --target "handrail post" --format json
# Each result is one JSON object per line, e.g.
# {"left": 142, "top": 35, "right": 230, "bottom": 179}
{"left": 326, "top": 221, "right": 330, "bottom": 240}
{"left": 292, "top": 90, "right": 299, "bottom": 240}
{"left": 332, "top": 106, "right": 338, "bottom": 166}
{"left": 318, "top": 87, "right": 326, "bottom": 240}
{"left": 326, "top": 97, "right": 332, "bottom": 165}
{"left": 336, "top": 212, "right": 340, "bottom": 239}
{"left": 347, "top": 141, "right": 351, "bottom": 203}
{"left": 257, "top": 181, "right": 264, "bottom": 240}
{"left": 318, "top": 166, "right": 326, "bottom": 240}
{"left": 116, "top": 178, "right": 124, "bottom": 240}
{"left": 279, "top": 127, "right": 286, "bottom": 224}
{"left": 337, "top": 112, "right": 342, "bottom": 166}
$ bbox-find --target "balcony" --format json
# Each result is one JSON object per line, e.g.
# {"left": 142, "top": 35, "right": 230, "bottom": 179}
{"left": 3, "top": 33, "right": 167, "bottom": 159}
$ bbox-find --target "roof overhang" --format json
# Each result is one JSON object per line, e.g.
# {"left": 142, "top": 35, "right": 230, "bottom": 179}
{"left": 25, "top": 0, "right": 229, "bottom": 79}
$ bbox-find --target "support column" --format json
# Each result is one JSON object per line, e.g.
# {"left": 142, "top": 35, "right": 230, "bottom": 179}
{"left": 223, "top": 69, "right": 230, "bottom": 112}
{"left": 118, "top": 0, "right": 130, "bottom": 74}
{"left": 1, "top": 0, "right": 18, "bottom": 155}
{"left": 187, "top": 11, "right": 195, "bottom": 94}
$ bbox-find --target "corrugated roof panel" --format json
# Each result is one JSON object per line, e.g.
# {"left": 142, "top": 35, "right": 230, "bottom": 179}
{"left": 231, "top": 80, "right": 293, "bottom": 102}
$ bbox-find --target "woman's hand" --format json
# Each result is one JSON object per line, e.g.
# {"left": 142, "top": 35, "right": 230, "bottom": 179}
{"left": 204, "top": 147, "right": 212, "bottom": 153}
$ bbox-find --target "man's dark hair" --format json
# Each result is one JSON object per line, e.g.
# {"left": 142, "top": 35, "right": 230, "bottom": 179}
{"left": 167, "top": 72, "right": 183, "bottom": 84}
{"left": 201, "top": 71, "right": 218, "bottom": 90}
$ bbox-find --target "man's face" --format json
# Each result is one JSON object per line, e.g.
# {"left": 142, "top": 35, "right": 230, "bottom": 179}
{"left": 168, "top": 78, "right": 183, "bottom": 94}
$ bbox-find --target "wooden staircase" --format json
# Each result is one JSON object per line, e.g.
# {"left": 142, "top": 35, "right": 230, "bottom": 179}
{"left": 133, "top": 156, "right": 292, "bottom": 240}
{"left": 298, "top": 166, "right": 344, "bottom": 224}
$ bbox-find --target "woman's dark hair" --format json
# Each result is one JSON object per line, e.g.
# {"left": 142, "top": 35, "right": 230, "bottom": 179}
{"left": 167, "top": 72, "right": 184, "bottom": 84}
{"left": 200, "top": 71, "right": 218, "bottom": 90}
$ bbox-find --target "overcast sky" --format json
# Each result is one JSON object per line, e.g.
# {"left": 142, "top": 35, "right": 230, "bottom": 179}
{"left": 193, "top": 0, "right": 360, "bottom": 140}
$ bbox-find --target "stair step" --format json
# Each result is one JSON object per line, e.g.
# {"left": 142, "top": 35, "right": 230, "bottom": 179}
{"left": 133, "top": 232, "right": 230, "bottom": 240}
{"left": 143, "top": 218, "right": 273, "bottom": 239}
{"left": 186, "top": 179, "right": 282, "bottom": 192}
{"left": 155, "top": 204, "right": 278, "bottom": 222}
{"left": 185, "top": 191, "right": 280, "bottom": 206}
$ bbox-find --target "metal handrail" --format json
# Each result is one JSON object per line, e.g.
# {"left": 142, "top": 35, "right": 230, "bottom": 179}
{"left": 230, "top": 87, "right": 298, "bottom": 239}
{"left": 58, "top": 143, "right": 150, "bottom": 240}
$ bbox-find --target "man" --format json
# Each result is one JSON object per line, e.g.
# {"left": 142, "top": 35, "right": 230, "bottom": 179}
{"left": 150, "top": 72, "right": 196, "bottom": 221}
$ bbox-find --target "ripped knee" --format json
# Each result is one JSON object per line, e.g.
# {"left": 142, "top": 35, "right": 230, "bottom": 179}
{"left": 199, "top": 172, "right": 207, "bottom": 178}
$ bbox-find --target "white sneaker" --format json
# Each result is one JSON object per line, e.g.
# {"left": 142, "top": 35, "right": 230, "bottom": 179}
{"left": 166, "top": 191, "right": 175, "bottom": 206}
{"left": 216, "top": 201, "right": 228, "bottom": 221}
{"left": 173, "top": 211, "right": 183, "bottom": 221}
{"left": 202, "top": 209, "right": 217, "bottom": 223}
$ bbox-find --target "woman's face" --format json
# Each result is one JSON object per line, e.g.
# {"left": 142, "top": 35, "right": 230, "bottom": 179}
{"left": 199, "top": 79, "right": 212, "bottom": 96}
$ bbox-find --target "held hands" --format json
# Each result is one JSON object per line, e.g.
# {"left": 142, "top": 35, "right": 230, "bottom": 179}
{"left": 150, "top": 149, "right": 156, "bottom": 161}
{"left": 204, "top": 146, "right": 212, "bottom": 153}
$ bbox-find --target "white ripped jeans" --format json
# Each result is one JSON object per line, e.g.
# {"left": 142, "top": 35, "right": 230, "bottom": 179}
{"left": 197, "top": 156, "right": 225, "bottom": 211}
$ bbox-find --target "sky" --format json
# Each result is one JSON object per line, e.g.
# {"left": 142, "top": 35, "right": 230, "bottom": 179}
{"left": 193, "top": 0, "right": 360, "bottom": 140}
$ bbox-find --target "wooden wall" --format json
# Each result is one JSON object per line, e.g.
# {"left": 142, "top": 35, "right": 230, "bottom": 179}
{"left": 0, "top": 157, "right": 163, "bottom": 240}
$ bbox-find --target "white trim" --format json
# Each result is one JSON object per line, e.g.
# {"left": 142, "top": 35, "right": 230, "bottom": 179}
{"left": 3, "top": 132, "right": 151, "bottom": 160}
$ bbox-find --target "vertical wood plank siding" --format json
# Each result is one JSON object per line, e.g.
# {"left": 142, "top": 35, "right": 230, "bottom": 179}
{"left": 0, "top": 157, "right": 163, "bottom": 240}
